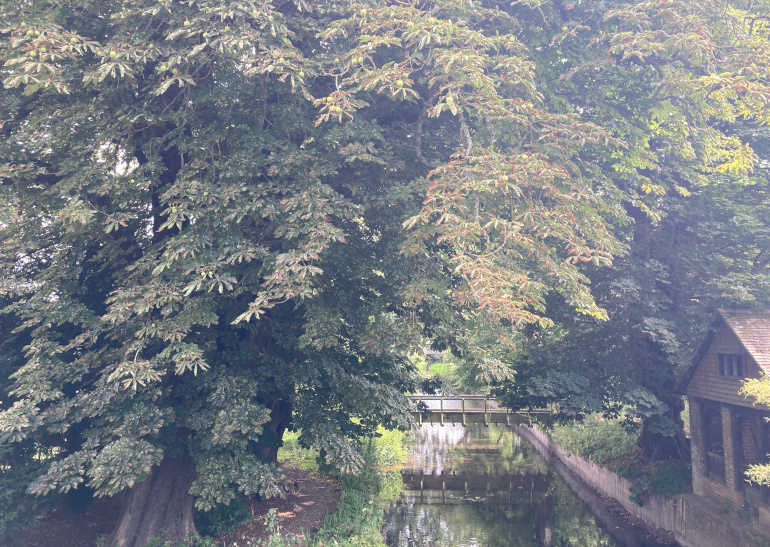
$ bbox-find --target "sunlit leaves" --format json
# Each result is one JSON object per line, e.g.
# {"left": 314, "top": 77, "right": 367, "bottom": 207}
{"left": 741, "top": 376, "right": 770, "bottom": 484}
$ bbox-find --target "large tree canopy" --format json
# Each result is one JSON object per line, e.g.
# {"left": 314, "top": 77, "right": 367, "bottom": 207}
{"left": 1, "top": 0, "right": 769, "bottom": 544}
{"left": 0, "top": 0, "right": 627, "bottom": 544}
{"left": 491, "top": 0, "right": 770, "bottom": 460}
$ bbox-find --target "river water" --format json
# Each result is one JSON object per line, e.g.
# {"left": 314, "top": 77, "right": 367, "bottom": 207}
{"left": 382, "top": 424, "right": 673, "bottom": 547}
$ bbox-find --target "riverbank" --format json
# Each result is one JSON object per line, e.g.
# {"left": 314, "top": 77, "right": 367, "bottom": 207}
{"left": 516, "top": 424, "right": 677, "bottom": 546}
{"left": 16, "top": 429, "right": 406, "bottom": 546}
{"left": 514, "top": 422, "right": 770, "bottom": 547}
{"left": 224, "top": 430, "right": 406, "bottom": 547}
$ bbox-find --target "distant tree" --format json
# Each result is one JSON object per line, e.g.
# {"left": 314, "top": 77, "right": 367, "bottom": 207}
{"left": 0, "top": 0, "right": 629, "bottom": 544}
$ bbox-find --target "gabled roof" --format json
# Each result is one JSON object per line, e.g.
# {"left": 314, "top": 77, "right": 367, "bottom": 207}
{"left": 720, "top": 309, "right": 770, "bottom": 372}
{"left": 677, "top": 309, "right": 770, "bottom": 394}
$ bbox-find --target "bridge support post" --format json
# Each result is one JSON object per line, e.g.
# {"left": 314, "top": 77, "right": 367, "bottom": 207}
{"left": 484, "top": 397, "right": 488, "bottom": 427}
{"left": 440, "top": 396, "right": 444, "bottom": 426}
{"left": 461, "top": 398, "right": 466, "bottom": 427}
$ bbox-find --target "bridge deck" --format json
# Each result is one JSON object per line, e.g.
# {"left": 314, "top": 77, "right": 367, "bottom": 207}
{"left": 408, "top": 395, "right": 550, "bottom": 426}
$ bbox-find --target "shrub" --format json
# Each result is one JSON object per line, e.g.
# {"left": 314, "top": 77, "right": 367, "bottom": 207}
{"left": 549, "top": 414, "right": 691, "bottom": 504}
{"left": 194, "top": 498, "right": 253, "bottom": 536}
{"left": 549, "top": 414, "right": 637, "bottom": 465}
{"left": 628, "top": 461, "right": 692, "bottom": 503}
{"left": 372, "top": 426, "right": 407, "bottom": 467}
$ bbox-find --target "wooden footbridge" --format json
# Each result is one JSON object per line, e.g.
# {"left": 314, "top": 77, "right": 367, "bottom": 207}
{"left": 408, "top": 394, "right": 551, "bottom": 427}
{"left": 401, "top": 471, "right": 550, "bottom": 493}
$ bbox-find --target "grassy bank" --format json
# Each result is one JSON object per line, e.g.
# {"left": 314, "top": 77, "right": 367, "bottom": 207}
{"left": 549, "top": 414, "right": 691, "bottom": 503}
{"left": 311, "top": 439, "right": 404, "bottom": 547}
{"left": 255, "top": 427, "right": 406, "bottom": 546}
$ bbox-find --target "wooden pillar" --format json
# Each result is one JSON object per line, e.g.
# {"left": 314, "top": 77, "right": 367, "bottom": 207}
{"left": 760, "top": 414, "right": 769, "bottom": 503}
{"left": 462, "top": 398, "right": 466, "bottom": 427}
{"left": 723, "top": 405, "right": 737, "bottom": 492}
{"left": 733, "top": 410, "right": 744, "bottom": 492}
{"left": 484, "top": 397, "right": 488, "bottom": 427}
{"left": 440, "top": 396, "right": 444, "bottom": 427}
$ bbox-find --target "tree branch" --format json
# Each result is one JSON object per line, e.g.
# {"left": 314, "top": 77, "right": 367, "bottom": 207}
{"left": 415, "top": 106, "right": 431, "bottom": 168}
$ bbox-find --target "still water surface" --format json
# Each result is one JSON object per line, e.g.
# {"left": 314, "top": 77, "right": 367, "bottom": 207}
{"left": 382, "top": 425, "right": 672, "bottom": 547}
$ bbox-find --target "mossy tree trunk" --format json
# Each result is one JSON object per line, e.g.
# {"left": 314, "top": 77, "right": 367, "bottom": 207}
{"left": 106, "top": 452, "right": 196, "bottom": 547}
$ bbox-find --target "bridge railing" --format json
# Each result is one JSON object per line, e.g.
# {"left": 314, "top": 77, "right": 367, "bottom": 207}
{"left": 407, "top": 394, "right": 506, "bottom": 426}
{"left": 407, "top": 394, "right": 552, "bottom": 427}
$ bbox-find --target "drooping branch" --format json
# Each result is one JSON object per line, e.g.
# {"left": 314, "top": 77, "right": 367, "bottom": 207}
{"left": 415, "top": 106, "right": 431, "bottom": 168}
{"left": 458, "top": 110, "right": 473, "bottom": 159}
{"left": 458, "top": 110, "right": 478, "bottom": 224}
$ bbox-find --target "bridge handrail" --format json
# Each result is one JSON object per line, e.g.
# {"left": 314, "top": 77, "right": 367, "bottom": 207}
{"left": 407, "top": 394, "right": 488, "bottom": 400}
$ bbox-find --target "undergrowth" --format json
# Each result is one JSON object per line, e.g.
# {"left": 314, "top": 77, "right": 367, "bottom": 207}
{"left": 194, "top": 498, "right": 253, "bottom": 536}
{"left": 235, "top": 426, "right": 407, "bottom": 546}
{"left": 311, "top": 438, "right": 404, "bottom": 547}
{"left": 549, "top": 414, "right": 637, "bottom": 464}
{"left": 549, "top": 413, "right": 691, "bottom": 503}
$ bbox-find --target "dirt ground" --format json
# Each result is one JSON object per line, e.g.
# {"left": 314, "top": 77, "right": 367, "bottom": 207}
{"left": 16, "top": 466, "right": 340, "bottom": 547}
{"left": 214, "top": 467, "right": 340, "bottom": 546}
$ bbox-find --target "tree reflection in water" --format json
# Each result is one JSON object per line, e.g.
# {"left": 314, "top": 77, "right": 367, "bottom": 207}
{"left": 383, "top": 425, "right": 659, "bottom": 546}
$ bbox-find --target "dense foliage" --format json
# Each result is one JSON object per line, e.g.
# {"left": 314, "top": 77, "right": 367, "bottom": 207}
{"left": 1, "top": 0, "right": 769, "bottom": 542}
{"left": 549, "top": 414, "right": 691, "bottom": 502}
{"left": 741, "top": 379, "right": 770, "bottom": 485}
{"left": 487, "top": 0, "right": 770, "bottom": 461}
{"left": 550, "top": 415, "right": 637, "bottom": 466}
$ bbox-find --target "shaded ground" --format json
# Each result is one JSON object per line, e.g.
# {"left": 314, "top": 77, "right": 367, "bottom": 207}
{"left": 16, "top": 466, "right": 339, "bottom": 546}
{"left": 215, "top": 467, "right": 339, "bottom": 545}
{"left": 17, "top": 494, "right": 122, "bottom": 547}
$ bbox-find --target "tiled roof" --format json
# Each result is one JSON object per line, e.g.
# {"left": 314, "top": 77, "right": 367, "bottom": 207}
{"left": 719, "top": 309, "right": 770, "bottom": 374}
{"left": 677, "top": 309, "right": 770, "bottom": 395}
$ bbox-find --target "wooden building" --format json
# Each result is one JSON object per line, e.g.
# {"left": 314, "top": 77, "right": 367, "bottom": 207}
{"left": 680, "top": 309, "right": 770, "bottom": 528}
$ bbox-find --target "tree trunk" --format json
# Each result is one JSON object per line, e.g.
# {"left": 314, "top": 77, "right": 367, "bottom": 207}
{"left": 259, "top": 396, "right": 293, "bottom": 464}
{"left": 637, "top": 424, "right": 691, "bottom": 461}
{"left": 637, "top": 396, "right": 691, "bottom": 461}
{"left": 107, "top": 452, "right": 196, "bottom": 547}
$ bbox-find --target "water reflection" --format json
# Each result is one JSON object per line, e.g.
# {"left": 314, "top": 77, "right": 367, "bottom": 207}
{"left": 382, "top": 425, "right": 669, "bottom": 547}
